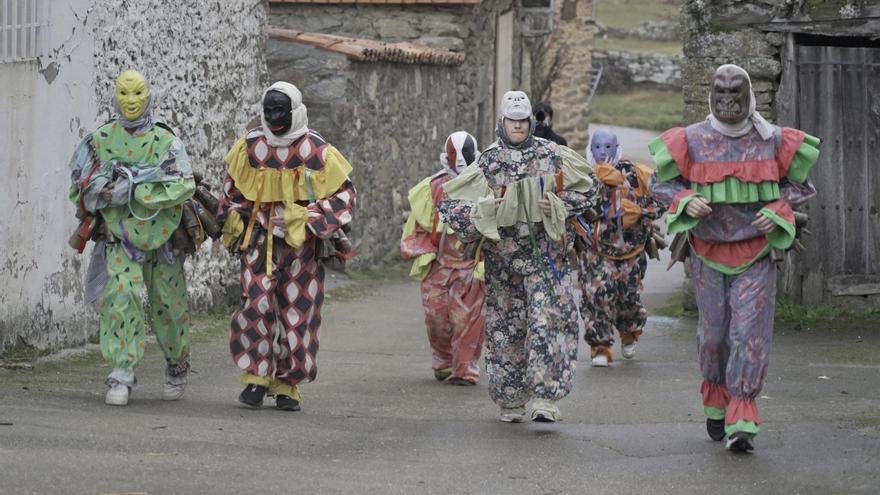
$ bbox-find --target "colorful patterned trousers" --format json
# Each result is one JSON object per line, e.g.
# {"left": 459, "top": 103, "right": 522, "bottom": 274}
{"left": 692, "top": 254, "right": 775, "bottom": 437}
{"left": 230, "top": 235, "right": 324, "bottom": 387}
{"left": 100, "top": 243, "right": 190, "bottom": 385}
{"left": 484, "top": 259, "right": 581, "bottom": 408}
{"left": 580, "top": 250, "right": 648, "bottom": 360}
{"left": 420, "top": 263, "right": 485, "bottom": 382}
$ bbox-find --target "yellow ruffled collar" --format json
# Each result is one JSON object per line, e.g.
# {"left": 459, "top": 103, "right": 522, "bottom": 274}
{"left": 223, "top": 134, "right": 352, "bottom": 203}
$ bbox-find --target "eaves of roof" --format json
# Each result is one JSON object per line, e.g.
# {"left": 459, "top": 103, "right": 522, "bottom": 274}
{"left": 267, "top": 28, "right": 466, "bottom": 66}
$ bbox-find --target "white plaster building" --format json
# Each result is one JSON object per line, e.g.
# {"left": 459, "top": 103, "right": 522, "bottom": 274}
{"left": 0, "top": 0, "right": 267, "bottom": 354}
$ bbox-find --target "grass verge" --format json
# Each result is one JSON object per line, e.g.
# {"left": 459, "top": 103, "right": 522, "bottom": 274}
{"left": 775, "top": 297, "right": 880, "bottom": 326}
{"left": 595, "top": 35, "right": 682, "bottom": 55}
{"left": 595, "top": 0, "right": 680, "bottom": 30}
{"left": 590, "top": 88, "right": 683, "bottom": 132}
{"left": 652, "top": 292, "right": 880, "bottom": 328}
{"left": 0, "top": 342, "right": 50, "bottom": 364}
{"left": 651, "top": 292, "right": 696, "bottom": 318}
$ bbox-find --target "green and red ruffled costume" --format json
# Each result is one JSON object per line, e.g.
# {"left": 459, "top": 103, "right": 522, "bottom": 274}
{"left": 650, "top": 120, "right": 819, "bottom": 438}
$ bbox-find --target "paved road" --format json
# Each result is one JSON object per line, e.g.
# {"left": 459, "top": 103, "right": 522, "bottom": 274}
{"left": 1, "top": 267, "right": 878, "bottom": 494}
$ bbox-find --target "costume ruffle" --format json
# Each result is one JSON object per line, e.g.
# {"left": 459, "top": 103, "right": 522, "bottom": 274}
{"left": 224, "top": 134, "right": 352, "bottom": 203}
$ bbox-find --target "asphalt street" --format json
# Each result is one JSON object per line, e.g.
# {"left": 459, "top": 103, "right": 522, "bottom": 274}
{"left": 1, "top": 257, "right": 878, "bottom": 494}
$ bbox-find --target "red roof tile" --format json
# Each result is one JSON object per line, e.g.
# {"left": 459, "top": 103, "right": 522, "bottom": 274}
{"left": 269, "top": 0, "right": 481, "bottom": 4}
{"left": 267, "top": 28, "right": 466, "bottom": 65}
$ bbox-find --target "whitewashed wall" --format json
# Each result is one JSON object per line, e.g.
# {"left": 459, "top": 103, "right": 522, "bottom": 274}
{"left": 0, "top": 0, "right": 268, "bottom": 354}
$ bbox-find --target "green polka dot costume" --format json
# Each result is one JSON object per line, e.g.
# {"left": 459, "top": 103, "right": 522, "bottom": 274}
{"left": 69, "top": 120, "right": 195, "bottom": 385}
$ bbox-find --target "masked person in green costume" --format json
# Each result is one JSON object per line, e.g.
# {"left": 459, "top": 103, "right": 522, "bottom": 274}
{"left": 650, "top": 64, "right": 819, "bottom": 451}
{"left": 69, "top": 70, "right": 196, "bottom": 406}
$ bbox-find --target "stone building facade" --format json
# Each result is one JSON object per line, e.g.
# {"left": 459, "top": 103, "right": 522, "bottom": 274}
{"left": 0, "top": 0, "right": 267, "bottom": 355}
{"left": 0, "top": 0, "right": 598, "bottom": 356}
{"left": 266, "top": 0, "right": 559, "bottom": 266}
{"left": 681, "top": 0, "right": 880, "bottom": 307}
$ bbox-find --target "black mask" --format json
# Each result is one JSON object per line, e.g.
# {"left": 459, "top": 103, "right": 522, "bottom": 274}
{"left": 263, "top": 90, "right": 292, "bottom": 135}
{"left": 710, "top": 67, "right": 750, "bottom": 124}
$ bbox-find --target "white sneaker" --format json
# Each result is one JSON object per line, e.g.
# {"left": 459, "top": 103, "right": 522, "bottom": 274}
{"left": 499, "top": 406, "right": 527, "bottom": 423}
{"left": 163, "top": 362, "right": 189, "bottom": 401}
{"left": 163, "top": 381, "right": 186, "bottom": 401}
{"left": 105, "top": 383, "right": 130, "bottom": 406}
{"left": 530, "top": 399, "right": 561, "bottom": 422}
{"left": 621, "top": 342, "right": 637, "bottom": 359}
{"left": 591, "top": 354, "right": 609, "bottom": 367}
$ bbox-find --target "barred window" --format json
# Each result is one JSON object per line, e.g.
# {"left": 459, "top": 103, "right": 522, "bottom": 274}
{"left": 1, "top": 0, "right": 48, "bottom": 63}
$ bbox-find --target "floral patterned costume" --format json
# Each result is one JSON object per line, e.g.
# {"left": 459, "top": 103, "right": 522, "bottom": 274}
{"left": 439, "top": 137, "right": 596, "bottom": 409}
{"left": 578, "top": 159, "right": 667, "bottom": 361}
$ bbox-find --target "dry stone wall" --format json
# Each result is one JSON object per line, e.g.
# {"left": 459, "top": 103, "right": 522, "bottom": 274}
{"left": 593, "top": 50, "right": 681, "bottom": 90}
{"left": 681, "top": 0, "right": 877, "bottom": 124}
{"left": 681, "top": 12, "right": 782, "bottom": 123}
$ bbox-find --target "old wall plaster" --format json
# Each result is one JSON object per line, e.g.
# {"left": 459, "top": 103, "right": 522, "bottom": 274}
{"left": 0, "top": 0, "right": 268, "bottom": 354}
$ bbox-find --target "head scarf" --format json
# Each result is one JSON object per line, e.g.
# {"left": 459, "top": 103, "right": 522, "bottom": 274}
{"left": 440, "top": 131, "right": 478, "bottom": 177}
{"left": 261, "top": 81, "right": 309, "bottom": 147}
{"left": 707, "top": 64, "right": 775, "bottom": 141}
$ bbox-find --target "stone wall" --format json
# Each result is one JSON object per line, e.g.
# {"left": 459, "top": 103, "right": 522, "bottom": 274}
{"left": 680, "top": 0, "right": 880, "bottom": 307}
{"left": 681, "top": 2, "right": 783, "bottom": 124}
{"left": 683, "top": 0, "right": 772, "bottom": 124}
{"left": 268, "top": 0, "right": 551, "bottom": 266}
{"left": 680, "top": 0, "right": 876, "bottom": 123}
{"left": 0, "top": 0, "right": 267, "bottom": 355}
{"left": 593, "top": 49, "right": 681, "bottom": 90}
{"left": 540, "top": 0, "right": 594, "bottom": 152}
{"left": 268, "top": 1, "right": 527, "bottom": 148}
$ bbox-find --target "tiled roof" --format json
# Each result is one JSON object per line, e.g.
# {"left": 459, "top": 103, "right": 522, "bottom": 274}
{"left": 269, "top": 0, "right": 481, "bottom": 4}
{"left": 267, "top": 28, "right": 466, "bottom": 65}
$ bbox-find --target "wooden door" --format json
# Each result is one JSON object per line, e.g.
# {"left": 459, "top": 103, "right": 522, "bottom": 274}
{"left": 792, "top": 44, "right": 880, "bottom": 302}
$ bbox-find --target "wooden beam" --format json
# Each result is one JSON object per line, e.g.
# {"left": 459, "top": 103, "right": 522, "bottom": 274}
{"left": 826, "top": 275, "right": 880, "bottom": 297}
{"left": 756, "top": 18, "right": 880, "bottom": 38}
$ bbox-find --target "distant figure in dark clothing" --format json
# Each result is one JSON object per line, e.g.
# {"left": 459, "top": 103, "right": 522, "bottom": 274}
{"left": 532, "top": 101, "right": 568, "bottom": 146}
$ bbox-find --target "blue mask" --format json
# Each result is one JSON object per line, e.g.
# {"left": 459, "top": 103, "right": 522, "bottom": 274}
{"left": 590, "top": 128, "right": 620, "bottom": 164}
